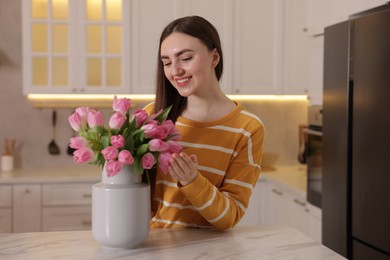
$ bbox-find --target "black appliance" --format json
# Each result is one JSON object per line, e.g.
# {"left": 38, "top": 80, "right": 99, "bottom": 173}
{"left": 305, "top": 106, "right": 323, "bottom": 209}
{"left": 323, "top": 3, "right": 390, "bottom": 260}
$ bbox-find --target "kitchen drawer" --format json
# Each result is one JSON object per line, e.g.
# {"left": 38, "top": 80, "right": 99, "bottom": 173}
{"left": 0, "top": 185, "right": 12, "bottom": 207}
{"left": 0, "top": 209, "right": 11, "bottom": 233}
{"left": 42, "top": 183, "right": 93, "bottom": 206}
{"left": 42, "top": 206, "right": 91, "bottom": 231}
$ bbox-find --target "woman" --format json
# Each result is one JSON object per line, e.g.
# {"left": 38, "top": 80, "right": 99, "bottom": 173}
{"left": 146, "top": 16, "right": 265, "bottom": 230}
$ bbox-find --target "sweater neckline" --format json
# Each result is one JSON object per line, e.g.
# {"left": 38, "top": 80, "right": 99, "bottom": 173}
{"left": 177, "top": 103, "right": 243, "bottom": 127}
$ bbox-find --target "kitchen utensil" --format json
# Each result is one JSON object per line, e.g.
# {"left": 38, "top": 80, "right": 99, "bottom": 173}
{"left": 48, "top": 110, "right": 60, "bottom": 155}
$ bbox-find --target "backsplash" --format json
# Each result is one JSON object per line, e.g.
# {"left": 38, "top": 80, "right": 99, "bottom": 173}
{"left": 0, "top": 0, "right": 308, "bottom": 170}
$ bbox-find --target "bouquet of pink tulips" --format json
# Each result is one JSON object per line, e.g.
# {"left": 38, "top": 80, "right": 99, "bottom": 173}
{"left": 68, "top": 96, "right": 182, "bottom": 177}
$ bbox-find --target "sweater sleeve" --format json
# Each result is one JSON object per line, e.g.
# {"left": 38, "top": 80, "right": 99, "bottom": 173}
{"left": 179, "top": 122, "right": 265, "bottom": 230}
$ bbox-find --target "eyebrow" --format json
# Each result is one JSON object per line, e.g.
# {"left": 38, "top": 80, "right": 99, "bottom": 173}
{"left": 160, "top": 49, "right": 194, "bottom": 59}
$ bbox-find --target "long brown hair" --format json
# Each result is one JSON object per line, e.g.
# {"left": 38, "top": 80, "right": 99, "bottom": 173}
{"left": 153, "top": 16, "right": 224, "bottom": 122}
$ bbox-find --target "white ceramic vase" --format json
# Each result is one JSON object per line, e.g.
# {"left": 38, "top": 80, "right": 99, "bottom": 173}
{"left": 92, "top": 164, "right": 150, "bottom": 249}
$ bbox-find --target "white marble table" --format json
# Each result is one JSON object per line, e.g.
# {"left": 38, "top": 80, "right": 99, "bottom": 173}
{"left": 0, "top": 225, "right": 345, "bottom": 259}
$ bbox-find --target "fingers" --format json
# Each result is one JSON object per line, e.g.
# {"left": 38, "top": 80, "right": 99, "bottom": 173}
{"left": 168, "top": 152, "right": 198, "bottom": 186}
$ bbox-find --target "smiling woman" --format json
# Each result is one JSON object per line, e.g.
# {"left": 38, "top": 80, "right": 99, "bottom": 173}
{"left": 147, "top": 16, "right": 266, "bottom": 231}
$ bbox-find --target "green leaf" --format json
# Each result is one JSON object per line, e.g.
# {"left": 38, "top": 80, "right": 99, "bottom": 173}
{"left": 133, "top": 156, "right": 144, "bottom": 175}
{"left": 155, "top": 105, "right": 172, "bottom": 123}
{"left": 137, "top": 143, "right": 149, "bottom": 156}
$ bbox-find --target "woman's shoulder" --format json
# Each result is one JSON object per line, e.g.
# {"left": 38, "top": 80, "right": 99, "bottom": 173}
{"left": 141, "top": 102, "right": 154, "bottom": 114}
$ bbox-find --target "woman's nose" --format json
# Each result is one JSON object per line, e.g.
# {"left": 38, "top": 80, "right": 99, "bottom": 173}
{"left": 172, "top": 62, "right": 184, "bottom": 76}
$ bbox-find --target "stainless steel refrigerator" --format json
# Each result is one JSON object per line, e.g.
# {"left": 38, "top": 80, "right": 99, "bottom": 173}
{"left": 323, "top": 3, "right": 390, "bottom": 260}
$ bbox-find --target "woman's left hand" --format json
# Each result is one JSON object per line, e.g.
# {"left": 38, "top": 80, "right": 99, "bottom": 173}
{"left": 169, "top": 152, "right": 198, "bottom": 186}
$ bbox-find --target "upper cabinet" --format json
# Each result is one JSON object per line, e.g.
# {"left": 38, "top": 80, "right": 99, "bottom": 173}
{"left": 22, "top": 0, "right": 131, "bottom": 94}
{"left": 22, "top": 0, "right": 388, "bottom": 97}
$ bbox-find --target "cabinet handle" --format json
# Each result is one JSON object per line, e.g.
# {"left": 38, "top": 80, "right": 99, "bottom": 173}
{"left": 82, "top": 220, "right": 92, "bottom": 226}
{"left": 271, "top": 188, "right": 283, "bottom": 196}
{"left": 293, "top": 198, "right": 306, "bottom": 207}
{"left": 83, "top": 193, "right": 92, "bottom": 198}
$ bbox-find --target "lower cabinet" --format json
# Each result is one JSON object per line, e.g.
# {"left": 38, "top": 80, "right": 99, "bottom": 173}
{"left": 238, "top": 178, "right": 322, "bottom": 243}
{"left": 0, "top": 182, "right": 94, "bottom": 233}
{"left": 0, "top": 185, "right": 12, "bottom": 233}
{"left": 41, "top": 183, "right": 93, "bottom": 232}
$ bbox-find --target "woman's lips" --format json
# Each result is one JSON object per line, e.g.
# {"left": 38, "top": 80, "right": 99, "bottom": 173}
{"left": 175, "top": 77, "right": 191, "bottom": 87}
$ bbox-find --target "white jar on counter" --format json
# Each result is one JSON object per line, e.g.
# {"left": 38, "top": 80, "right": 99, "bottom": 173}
{"left": 1, "top": 155, "right": 14, "bottom": 172}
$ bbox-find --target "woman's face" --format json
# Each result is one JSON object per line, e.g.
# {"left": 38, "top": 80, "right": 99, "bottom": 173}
{"left": 160, "top": 32, "right": 219, "bottom": 97}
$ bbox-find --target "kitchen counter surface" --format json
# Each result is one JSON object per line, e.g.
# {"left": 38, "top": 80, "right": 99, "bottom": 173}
{"left": 261, "top": 165, "right": 307, "bottom": 198}
{"left": 0, "top": 225, "right": 344, "bottom": 259}
{"left": 0, "top": 165, "right": 100, "bottom": 184}
{"left": 0, "top": 165, "right": 307, "bottom": 197}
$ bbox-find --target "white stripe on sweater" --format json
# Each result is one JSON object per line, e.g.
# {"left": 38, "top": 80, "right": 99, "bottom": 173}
{"left": 240, "top": 110, "right": 263, "bottom": 124}
{"left": 224, "top": 179, "right": 254, "bottom": 190}
{"left": 178, "top": 141, "right": 237, "bottom": 156}
{"left": 222, "top": 192, "right": 247, "bottom": 213}
{"left": 156, "top": 180, "right": 178, "bottom": 188}
{"left": 153, "top": 197, "right": 197, "bottom": 210}
{"left": 196, "top": 186, "right": 217, "bottom": 211}
{"left": 198, "top": 165, "right": 225, "bottom": 176}
{"left": 208, "top": 196, "right": 230, "bottom": 223}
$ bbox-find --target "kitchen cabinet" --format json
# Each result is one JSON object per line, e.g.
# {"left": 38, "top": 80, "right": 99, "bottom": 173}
{"left": 282, "top": 0, "right": 310, "bottom": 96}
{"left": 41, "top": 183, "right": 92, "bottom": 231}
{"left": 266, "top": 180, "right": 322, "bottom": 242}
{"left": 0, "top": 185, "right": 12, "bottom": 233}
{"left": 304, "top": 0, "right": 388, "bottom": 105}
{"left": 237, "top": 179, "right": 265, "bottom": 227}
{"left": 13, "top": 184, "right": 41, "bottom": 233}
{"left": 22, "top": 0, "right": 131, "bottom": 94}
{"left": 232, "top": 0, "right": 284, "bottom": 94}
{"left": 249, "top": 177, "right": 322, "bottom": 243}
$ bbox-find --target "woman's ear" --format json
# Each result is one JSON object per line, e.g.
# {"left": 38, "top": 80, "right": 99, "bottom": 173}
{"left": 211, "top": 49, "right": 220, "bottom": 68}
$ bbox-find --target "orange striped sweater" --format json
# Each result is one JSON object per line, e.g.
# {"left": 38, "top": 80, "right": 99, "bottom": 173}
{"left": 144, "top": 103, "right": 265, "bottom": 230}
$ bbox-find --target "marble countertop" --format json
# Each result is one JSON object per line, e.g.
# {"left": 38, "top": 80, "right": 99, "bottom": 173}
{"left": 0, "top": 225, "right": 344, "bottom": 259}
{"left": 0, "top": 165, "right": 100, "bottom": 184}
{"left": 260, "top": 165, "right": 307, "bottom": 198}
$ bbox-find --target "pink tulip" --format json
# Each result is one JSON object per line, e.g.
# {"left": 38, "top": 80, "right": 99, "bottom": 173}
{"left": 118, "top": 150, "right": 134, "bottom": 165}
{"left": 158, "top": 151, "right": 172, "bottom": 174}
{"left": 132, "top": 109, "right": 149, "bottom": 127}
{"left": 68, "top": 112, "right": 83, "bottom": 132}
{"left": 110, "top": 135, "right": 125, "bottom": 149}
{"left": 149, "top": 139, "right": 169, "bottom": 152}
{"left": 169, "top": 127, "right": 182, "bottom": 141}
{"left": 87, "top": 109, "right": 103, "bottom": 128}
{"left": 162, "top": 120, "right": 175, "bottom": 133}
{"left": 142, "top": 121, "right": 169, "bottom": 139}
{"left": 109, "top": 111, "right": 126, "bottom": 129}
{"left": 73, "top": 147, "right": 94, "bottom": 163}
{"left": 112, "top": 95, "right": 131, "bottom": 115}
{"left": 75, "top": 107, "right": 90, "bottom": 119}
{"left": 105, "top": 160, "right": 122, "bottom": 177}
{"left": 101, "top": 146, "right": 118, "bottom": 160}
{"left": 69, "top": 136, "right": 88, "bottom": 149}
{"left": 167, "top": 140, "right": 182, "bottom": 154}
{"left": 141, "top": 152, "right": 156, "bottom": 169}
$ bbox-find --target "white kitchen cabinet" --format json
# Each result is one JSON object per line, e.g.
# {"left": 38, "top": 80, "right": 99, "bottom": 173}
{"left": 282, "top": 0, "right": 310, "bottom": 95}
{"left": 237, "top": 179, "right": 264, "bottom": 226}
{"left": 41, "top": 183, "right": 93, "bottom": 231}
{"left": 0, "top": 185, "right": 12, "bottom": 233}
{"left": 42, "top": 206, "right": 91, "bottom": 231}
{"left": 260, "top": 179, "right": 322, "bottom": 242}
{"left": 13, "top": 184, "right": 42, "bottom": 233}
{"left": 22, "top": 0, "right": 131, "bottom": 94}
{"left": 232, "top": 0, "right": 284, "bottom": 95}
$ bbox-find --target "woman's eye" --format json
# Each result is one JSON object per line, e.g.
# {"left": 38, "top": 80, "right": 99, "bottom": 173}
{"left": 163, "top": 62, "right": 171, "bottom": 67}
{"left": 182, "top": 57, "right": 192, "bottom": 62}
